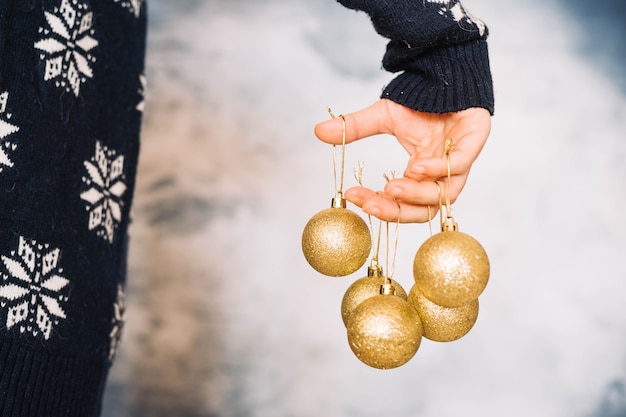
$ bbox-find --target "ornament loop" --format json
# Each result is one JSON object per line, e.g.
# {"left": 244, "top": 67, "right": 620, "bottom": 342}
{"left": 328, "top": 108, "right": 347, "bottom": 199}
{"left": 443, "top": 138, "right": 454, "bottom": 222}
{"left": 355, "top": 161, "right": 378, "bottom": 261}
{"left": 428, "top": 181, "right": 444, "bottom": 235}
{"left": 380, "top": 172, "right": 401, "bottom": 283}
{"left": 385, "top": 197, "right": 401, "bottom": 283}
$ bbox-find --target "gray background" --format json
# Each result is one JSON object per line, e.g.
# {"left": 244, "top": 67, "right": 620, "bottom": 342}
{"left": 102, "top": 0, "right": 626, "bottom": 416}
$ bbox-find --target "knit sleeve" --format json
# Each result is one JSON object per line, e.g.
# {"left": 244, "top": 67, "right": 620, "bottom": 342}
{"left": 338, "top": 0, "right": 495, "bottom": 114}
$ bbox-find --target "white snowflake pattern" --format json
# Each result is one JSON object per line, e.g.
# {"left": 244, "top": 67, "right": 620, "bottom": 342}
{"left": 109, "top": 283, "right": 126, "bottom": 361}
{"left": 34, "top": 0, "right": 99, "bottom": 97}
{"left": 136, "top": 74, "right": 146, "bottom": 113}
{"left": 0, "top": 237, "right": 70, "bottom": 340}
{"left": 80, "top": 141, "right": 127, "bottom": 243}
{"left": 426, "top": 0, "right": 486, "bottom": 36}
{"left": 0, "top": 92, "right": 19, "bottom": 173}
{"left": 113, "top": 0, "right": 143, "bottom": 18}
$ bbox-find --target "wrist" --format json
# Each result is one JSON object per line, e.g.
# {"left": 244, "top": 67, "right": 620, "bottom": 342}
{"left": 381, "top": 40, "right": 495, "bottom": 115}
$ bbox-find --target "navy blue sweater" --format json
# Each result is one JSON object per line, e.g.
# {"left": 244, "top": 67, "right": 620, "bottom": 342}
{"left": 339, "top": 0, "right": 495, "bottom": 114}
{"left": 0, "top": 0, "right": 145, "bottom": 415}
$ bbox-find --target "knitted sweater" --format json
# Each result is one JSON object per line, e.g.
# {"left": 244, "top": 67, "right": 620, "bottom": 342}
{"left": 0, "top": 0, "right": 146, "bottom": 416}
{"left": 338, "top": 0, "right": 495, "bottom": 114}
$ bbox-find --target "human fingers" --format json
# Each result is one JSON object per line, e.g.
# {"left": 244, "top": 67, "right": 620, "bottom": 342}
{"left": 384, "top": 175, "right": 469, "bottom": 206}
{"left": 343, "top": 186, "right": 378, "bottom": 209}
{"left": 403, "top": 135, "right": 487, "bottom": 181}
{"left": 313, "top": 100, "right": 391, "bottom": 145}
{"left": 345, "top": 186, "right": 437, "bottom": 223}
{"left": 404, "top": 109, "right": 490, "bottom": 179}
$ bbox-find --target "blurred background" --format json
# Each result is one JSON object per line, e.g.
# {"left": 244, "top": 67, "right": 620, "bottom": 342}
{"left": 102, "top": 0, "right": 626, "bottom": 416}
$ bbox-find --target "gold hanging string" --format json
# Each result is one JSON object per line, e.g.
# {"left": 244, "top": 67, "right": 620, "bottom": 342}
{"left": 382, "top": 171, "right": 401, "bottom": 283}
{"left": 427, "top": 205, "right": 433, "bottom": 237}
{"left": 374, "top": 218, "right": 382, "bottom": 266}
{"left": 427, "top": 182, "right": 442, "bottom": 236}
{"left": 389, "top": 199, "right": 401, "bottom": 281}
{"left": 443, "top": 139, "right": 454, "bottom": 219}
{"left": 355, "top": 161, "right": 380, "bottom": 263}
{"left": 328, "top": 108, "right": 346, "bottom": 198}
{"left": 370, "top": 195, "right": 384, "bottom": 267}
{"left": 435, "top": 181, "right": 444, "bottom": 230}
{"left": 385, "top": 220, "right": 390, "bottom": 285}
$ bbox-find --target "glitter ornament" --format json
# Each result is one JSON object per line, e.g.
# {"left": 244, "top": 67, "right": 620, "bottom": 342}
{"left": 302, "top": 111, "right": 372, "bottom": 277}
{"left": 347, "top": 293, "right": 423, "bottom": 369}
{"left": 407, "top": 284, "right": 479, "bottom": 342}
{"left": 302, "top": 197, "right": 371, "bottom": 277}
{"left": 340, "top": 264, "right": 407, "bottom": 327}
{"left": 413, "top": 218, "right": 490, "bottom": 308}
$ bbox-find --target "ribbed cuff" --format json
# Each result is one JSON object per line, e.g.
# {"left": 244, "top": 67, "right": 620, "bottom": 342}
{"left": 0, "top": 340, "right": 109, "bottom": 417}
{"left": 381, "top": 40, "right": 495, "bottom": 115}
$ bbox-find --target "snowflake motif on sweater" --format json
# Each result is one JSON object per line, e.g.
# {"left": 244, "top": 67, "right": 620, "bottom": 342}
{"left": 136, "top": 74, "right": 146, "bottom": 112}
{"left": 426, "top": 0, "right": 486, "bottom": 36}
{"left": 0, "top": 92, "right": 19, "bottom": 172}
{"left": 80, "top": 141, "right": 127, "bottom": 243}
{"left": 0, "top": 237, "right": 70, "bottom": 340}
{"left": 113, "top": 0, "right": 143, "bottom": 18}
{"left": 34, "top": 0, "right": 99, "bottom": 97}
{"left": 109, "top": 284, "right": 126, "bottom": 361}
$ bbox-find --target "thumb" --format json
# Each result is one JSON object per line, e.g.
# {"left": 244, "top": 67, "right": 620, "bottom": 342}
{"left": 313, "top": 100, "right": 391, "bottom": 145}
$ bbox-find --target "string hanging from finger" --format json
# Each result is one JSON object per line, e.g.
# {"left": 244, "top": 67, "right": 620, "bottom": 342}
{"left": 436, "top": 181, "right": 444, "bottom": 231}
{"left": 427, "top": 205, "right": 433, "bottom": 237}
{"left": 328, "top": 108, "right": 346, "bottom": 198}
{"left": 443, "top": 138, "right": 454, "bottom": 219}
{"left": 427, "top": 181, "right": 444, "bottom": 236}
{"left": 355, "top": 161, "right": 381, "bottom": 264}
{"left": 388, "top": 199, "right": 401, "bottom": 282}
{"left": 382, "top": 171, "right": 401, "bottom": 284}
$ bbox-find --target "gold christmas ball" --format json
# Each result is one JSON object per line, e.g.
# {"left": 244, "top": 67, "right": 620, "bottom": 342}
{"left": 340, "top": 268, "right": 407, "bottom": 327}
{"left": 407, "top": 285, "right": 479, "bottom": 342}
{"left": 302, "top": 206, "right": 371, "bottom": 277}
{"left": 413, "top": 229, "right": 489, "bottom": 308}
{"left": 347, "top": 294, "right": 423, "bottom": 369}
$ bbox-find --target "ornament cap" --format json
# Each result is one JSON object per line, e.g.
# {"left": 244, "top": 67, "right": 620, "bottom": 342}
{"left": 367, "top": 263, "right": 383, "bottom": 277}
{"left": 380, "top": 282, "right": 396, "bottom": 296}
{"left": 442, "top": 217, "right": 458, "bottom": 232}
{"left": 331, "top": 196, "right": 347, "bottom": 208}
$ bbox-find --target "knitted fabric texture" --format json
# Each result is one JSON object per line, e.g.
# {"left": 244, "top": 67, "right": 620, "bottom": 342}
{"left": 0, "top": 0, "right": 146, "bottom": 415}
{"left": 338, "top": 0, "right": 495, "bottom": 114}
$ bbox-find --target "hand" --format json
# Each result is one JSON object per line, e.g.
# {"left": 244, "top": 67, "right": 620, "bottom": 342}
{"left": 314, "top": 99, "right": 491, "bottom": 223}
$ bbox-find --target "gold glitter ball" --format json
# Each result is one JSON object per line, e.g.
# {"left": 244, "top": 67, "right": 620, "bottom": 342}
{"left": 347, "top": 294, "right": 423, "bottom": 369}
{"left": 341, "top": 273, "right": 407, "bottom": 327}
{"left": 302, "top": 207, "right": 371, "bottom": 277}
{"left": 407, "top": 285, "right": 479, "bottom": 342}
{"left": 413, "top": 230, "right": 489, "bottom": 308}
